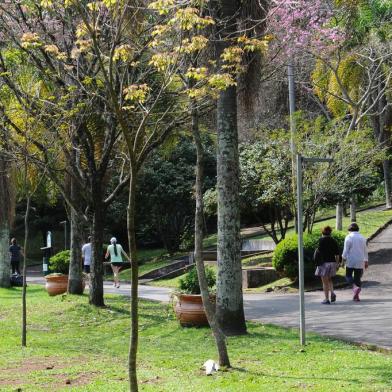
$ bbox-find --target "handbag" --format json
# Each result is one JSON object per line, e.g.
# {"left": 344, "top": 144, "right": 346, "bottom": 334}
{"left": 313, "top": 248, "right": 324, "bottom": 266}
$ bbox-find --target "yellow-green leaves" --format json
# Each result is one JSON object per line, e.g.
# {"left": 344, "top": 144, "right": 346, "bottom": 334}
{"left": 185, "top": 67, "right": 208, "bottom": 81}
{"left": 149, "top": 0, "right": 175, "bottom": 15}
{"left": 113, "top": 45, "right": 134, "bottom": 62}
{"left": 178, "top": 36, "right": 208, "bottom": 53}
{"left": 207, "top": 73, "right": 236, "bottom": 90}
{"left": 21, "top": 33, "right": 42, "bottom": 49}
{"left": 64, "top": 0, "right": 77, "bottom": 8}
{"left": 237, "top": 35, "right": 271, "bottom": 53}
{"left": 149, "top": 53, "right": 175, "bottom": 72}
{"left": 44, "top": 45, "right": 67, "bottom": 61}
{"left": 124, "top": 84, "right": 150, "bottom": 103}
{"left": 40, "top": 0, "right": 53, "bottom": 8}
{"left": 170, "top": 7, "right": 214, "bottom": 30}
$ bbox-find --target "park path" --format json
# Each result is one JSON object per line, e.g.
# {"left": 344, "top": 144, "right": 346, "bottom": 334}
{"left": 27, "top": 222, "right": 392, "bottom": 350}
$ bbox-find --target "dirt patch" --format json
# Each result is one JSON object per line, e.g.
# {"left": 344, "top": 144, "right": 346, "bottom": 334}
{"left": 140, "top": 375, "right": 162, "bottom": 385}
{"left": 0, "top": 356, "right": 102, "bottom": 390}
{"left": 1, "top": 356, "right": 65, "bottom": 375}
{"left": 45, "top": 370, "right": 101, "bottom": 389}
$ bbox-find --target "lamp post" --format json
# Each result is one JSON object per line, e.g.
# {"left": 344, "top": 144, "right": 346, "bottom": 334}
{"left": 59, "top": 220, "right": 67, "bottom": 250}
{"left": 296, "top": 155, "right": 333, "bottom": 346}
{"left": 288, "top": 62, "right": 298, "bottom": 233}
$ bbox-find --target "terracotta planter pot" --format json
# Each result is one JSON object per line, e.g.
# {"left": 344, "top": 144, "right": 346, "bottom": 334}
{"left": 45, "top": 274, "right": 86, "bottom": 296}
{"left": 175, "top": 294, "right": 215, "bottom": 327}
{"left": 45, "top": 274, "right": 68, "bottom": 296}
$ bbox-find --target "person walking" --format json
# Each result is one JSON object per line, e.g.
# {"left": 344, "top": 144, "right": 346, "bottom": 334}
{"left": 82, "top": 236, "right": 92, "bottom": 274}
{"left": 342, "top": 222, "right": 368, "bottom": 302}
{"left": 9, "top": 238, "right": 23, "bottom": 276}
{"left": 105, "top": 237, "right": 128, "bottom": 288}
{"left": 314, "top": 226, "right": 341, "bottom": 304}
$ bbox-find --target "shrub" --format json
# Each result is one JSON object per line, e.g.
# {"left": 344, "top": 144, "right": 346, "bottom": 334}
{"left": 272, "top": 231, "right": 345, "bottom": 280}
{"left": 178, "top": 266, "right": 216, "bottom": 294}
{"left": 49, "top": 250, "right": 70, "bottom": 274}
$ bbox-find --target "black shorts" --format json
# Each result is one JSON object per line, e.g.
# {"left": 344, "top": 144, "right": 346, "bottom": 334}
{"left": 83, "top": 265, "right": 91, "bottom": 273}
{"left": 111, "top": 262, "right": 123, "bottom": 267}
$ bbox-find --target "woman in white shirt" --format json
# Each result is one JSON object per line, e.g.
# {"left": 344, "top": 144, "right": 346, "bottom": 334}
{"left": 105, "top": 237, "right": 128, "bottom": 288}
{"left": 342, "top": 223, "right": 369, "bottom": 301}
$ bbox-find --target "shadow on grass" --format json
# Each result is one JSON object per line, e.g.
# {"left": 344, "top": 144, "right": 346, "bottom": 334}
{"left": 0, "top": 286, "right": 44, "bottom": 298}
{"left": 230, "top": 366, "right": 363, "bottom": 385}
{"left": 353, "top": 365, "right": 392, "bottom": 385}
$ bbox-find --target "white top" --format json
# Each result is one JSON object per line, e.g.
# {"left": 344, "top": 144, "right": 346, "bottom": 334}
{"left": 107, "top": 244, "right": 124, "bottom": 263}
{"left": 342, "top": 232, "right": 368, "bottom": 269}
{"left": 82, "top": 243, "right": 92, "bottom": 266}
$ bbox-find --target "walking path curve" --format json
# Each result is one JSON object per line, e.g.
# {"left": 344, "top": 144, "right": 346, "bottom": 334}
{"left": 27, "top": 223, "right": 392, "bottom": 350}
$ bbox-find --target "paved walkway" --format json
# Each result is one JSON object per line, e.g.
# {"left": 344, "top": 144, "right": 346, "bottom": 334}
{"left": 27, "top": 223, "right": 392, "bottom": 350}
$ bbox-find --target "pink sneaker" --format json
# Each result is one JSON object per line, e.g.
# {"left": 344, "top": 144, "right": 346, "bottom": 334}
{"left": 353, "top": 286, "right": 361, "bottom": 301}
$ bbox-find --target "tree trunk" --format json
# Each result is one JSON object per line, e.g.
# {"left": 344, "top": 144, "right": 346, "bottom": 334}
{"left": 215, "top": 0, "right": 246, "bottom": 336}
{"left": 89, "top": 207, "right": 105, "bottom": 307}
{"left": 127, "top": 164, "right": 139, "bottom": 392}
{"left": 350, "top": 195, "right": 357, "bottom": 222}
{"left": 192, "top": 107, "right": 231, "bottom": 367}
{"left": 67, "top": 175, "right": 84, "bottom": 294}
{"left": 0, "top": 224, "right": 10, "bottom": 288}
{"left": 0, "top": 155, "right": 12, "bottom": 288}
{"left": 68, "top": 206, "right": 84, "bottom": 294}
{"left": 336, "top": 202, "right": 343, "bottom": 231}
{"left": 22, "top": 196, "right": 31, "bottom": 347}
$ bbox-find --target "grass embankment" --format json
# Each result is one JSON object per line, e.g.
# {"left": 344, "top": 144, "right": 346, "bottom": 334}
{"left": 253, "top": 208, "right": 392, "bottom": 241}
{"left": 149, "top": 208, "right": 392, "bottom": 291}
{"left": 106, "top": 248, "right": 173, "bottom": 281}
{"left": 1, "top": 286, "right": 392, "bottom": 391}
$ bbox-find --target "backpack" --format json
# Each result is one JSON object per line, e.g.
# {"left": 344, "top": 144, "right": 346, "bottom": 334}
{"left": 10, "top": 275, "right": 24, "bottom": 287}
{"left": 313, "top": 248, "right": 324, "bottom": 266}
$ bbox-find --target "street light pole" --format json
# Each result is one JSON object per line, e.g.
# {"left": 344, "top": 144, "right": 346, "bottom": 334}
{"left": 288, "top": 62, "right": 298, "bottom": 233}
{"left": 296, "top": 154, "right": 305, "bottom": 345}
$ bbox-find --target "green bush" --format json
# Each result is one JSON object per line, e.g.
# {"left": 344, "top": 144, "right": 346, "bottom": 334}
{"left": 272, "top": 231, "right": 346, "bottom": 280}
{"left": 49, "top": 250, "right": 70, "bottom": 274}
{"left": 178, "top": 266, "right": 216, "bottom": 294}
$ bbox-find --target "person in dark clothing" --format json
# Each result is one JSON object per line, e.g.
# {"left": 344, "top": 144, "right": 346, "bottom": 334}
{"left": 9, "top": 238, "right": 23, "bottom": 275}
{"left": 314, "top": 226, "right": 340, "bottom": 304}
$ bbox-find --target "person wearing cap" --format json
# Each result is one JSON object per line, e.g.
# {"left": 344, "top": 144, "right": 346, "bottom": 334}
{"left": 342, "top": 222, "right": 369, "bottom": 301}
{"left": 105, "top": 237, "right": 128, "bottom": 288}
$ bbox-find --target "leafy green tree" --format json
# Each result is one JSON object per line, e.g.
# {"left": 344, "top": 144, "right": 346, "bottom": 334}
{"left": 136, "top": 136, "right": 215, "bottom": 254}
{"left": 239, "top": 141, "right": 292, "bottom": 243}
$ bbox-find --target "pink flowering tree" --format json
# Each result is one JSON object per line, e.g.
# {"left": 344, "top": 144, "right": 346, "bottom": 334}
{"left": 267, "top": 0, "right": 345, "bottom": 59}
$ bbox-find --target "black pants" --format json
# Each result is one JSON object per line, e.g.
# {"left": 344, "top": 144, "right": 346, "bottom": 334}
{"left": 11, "top": 260, "right": 20, "bottom": 275}
{"left": 346, "top": 267, "right": 363, "bottom": 287}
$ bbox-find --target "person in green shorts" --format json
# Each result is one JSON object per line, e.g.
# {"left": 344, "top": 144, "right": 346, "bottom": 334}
{"left": 105, "top": 237, "right": 128, "bottom": 288}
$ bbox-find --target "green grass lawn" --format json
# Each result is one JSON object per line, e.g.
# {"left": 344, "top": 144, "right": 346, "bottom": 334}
{"left": 1, "top": 286, "right": 392, "bottom": 391}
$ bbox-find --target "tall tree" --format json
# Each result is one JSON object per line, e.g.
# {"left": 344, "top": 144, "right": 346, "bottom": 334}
{"left": 0, "top": 152, "right": 14, "bottom": 288}
{"left": 192, "top": 105, "right": 231, "bottom": 366}
{"left": 215, "top": 0, "right": 247, "bottom": 335}
{"left": 0, "top": 4, "right": 130, "bottom": 305}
